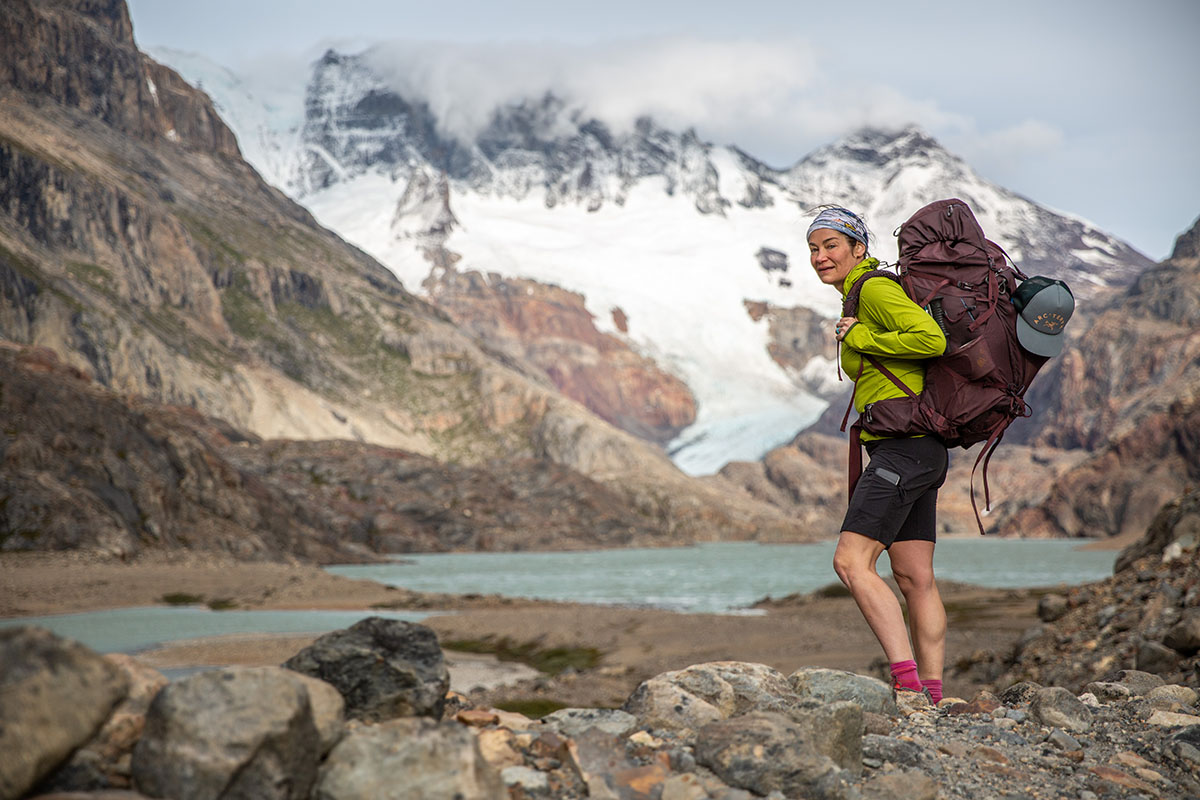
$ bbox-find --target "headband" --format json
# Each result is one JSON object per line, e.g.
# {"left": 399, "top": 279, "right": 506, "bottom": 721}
{"left": 807, "top": 207, "right": 869, "bottom": 250}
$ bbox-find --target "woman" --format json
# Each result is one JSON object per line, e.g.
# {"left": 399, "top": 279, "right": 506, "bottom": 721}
{"left": 807, "top": 206, "right": 949, "bottom": 704}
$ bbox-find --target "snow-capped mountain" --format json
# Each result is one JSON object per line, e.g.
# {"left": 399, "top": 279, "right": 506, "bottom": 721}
{"left": 156, "top": 46, "right": 1153, "bottom": 475}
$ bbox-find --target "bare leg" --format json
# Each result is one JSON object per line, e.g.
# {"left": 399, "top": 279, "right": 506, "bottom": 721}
{"left": 832, "top": 530, "right": 914, "bottom": 664}
{"left": 888, "top": 539, "right": 946, "bottom": 680}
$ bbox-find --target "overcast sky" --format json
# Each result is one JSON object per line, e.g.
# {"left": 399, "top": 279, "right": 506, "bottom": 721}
{"left": 126, "top": 0, "right": 1199, "bottom": 261}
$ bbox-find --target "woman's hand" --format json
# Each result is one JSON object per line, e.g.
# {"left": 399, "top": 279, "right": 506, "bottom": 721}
{"left": 835, "top": 316, "right": 858, "bottom": 341}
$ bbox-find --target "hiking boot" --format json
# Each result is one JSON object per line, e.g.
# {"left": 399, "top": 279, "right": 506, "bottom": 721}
{"left": 892, "top": 684, "right": 934, "bottom": 712}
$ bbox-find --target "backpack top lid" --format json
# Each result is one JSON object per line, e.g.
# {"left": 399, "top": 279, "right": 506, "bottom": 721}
{"left": 1012, "top": 276, "right": 1075, "bottom": 356}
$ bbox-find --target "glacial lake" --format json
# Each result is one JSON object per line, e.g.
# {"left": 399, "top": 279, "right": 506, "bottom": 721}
{"left": 329, "top": 539, "right": 1116, "bottom": 614}
{"left": 2, "top": 540, "right": 1115, "bottom": 654}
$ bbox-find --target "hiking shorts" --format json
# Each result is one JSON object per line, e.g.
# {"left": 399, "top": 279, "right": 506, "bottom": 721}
{"left": 841, "top": 436, "right": 949, "bottom": 547}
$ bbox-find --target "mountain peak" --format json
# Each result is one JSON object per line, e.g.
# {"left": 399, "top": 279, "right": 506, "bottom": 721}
{"left": 805, "top": 125, "right": 957, "bottom": 170}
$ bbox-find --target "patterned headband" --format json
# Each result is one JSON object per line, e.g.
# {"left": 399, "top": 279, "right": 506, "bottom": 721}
{"left": 807, "top": 207, "right": 869, "bottom": 249}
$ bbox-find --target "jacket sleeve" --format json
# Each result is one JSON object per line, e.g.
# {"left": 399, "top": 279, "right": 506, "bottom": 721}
{"left": 842, "top": 277, "right": 946, "bottom": 359}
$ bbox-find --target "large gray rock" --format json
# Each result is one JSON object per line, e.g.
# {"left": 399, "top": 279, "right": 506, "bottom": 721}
{"left": 1163, "top": 609, "right": 1200, "bottom": 656}
{"left": 284, "top": 617, "right": 449, "bottom": 721}
{"left": 537, "top": 707, "right": 638, "bottom": 738}
{"left": 788, "top": 701, "right": 864, "bottom": 776}
{"left": 38, "top": 653, "right": 168, "bottom": 793}
{"left": 286, "top": 673, "right": 346, "bottom": 756}
{"left": 131, "top": 666, "right": 321, "bottom": 800}
{"left": 1136, "top": 639, "right": 1181, "bottom": 674}
{"left": 0, "top": 627, "right": 129, "bottom": 800}
{"left": 313, "top": 718, "right": 505, "bottom": 800}
{"left": 1113, "top": 668, "right": 1167, "bottom": 696}
{"left": 622, "top": 661, "right": 802, "bottom": 733}
{"left": 1029, "top": 687, "right": 1092, "bottom": 733}
{"left": 694, "top": 712, "right": 853, "bottom": 800}
{"left": 789, "top": 667, "right": 896, "bottom": 714}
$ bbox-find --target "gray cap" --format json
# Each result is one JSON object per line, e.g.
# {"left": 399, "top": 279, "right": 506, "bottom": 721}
{"left": 1012, "top": 276, "right": 1074, "bottom": 357}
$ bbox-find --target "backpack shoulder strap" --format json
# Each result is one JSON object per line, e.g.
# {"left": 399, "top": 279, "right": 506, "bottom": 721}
{"left": 842, "top": 269, "right": 901, "bottom": 318}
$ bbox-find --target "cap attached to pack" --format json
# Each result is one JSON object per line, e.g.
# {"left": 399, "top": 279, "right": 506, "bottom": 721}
{"left": 1011, "top": 276, "right": 1075, "bottom": 357}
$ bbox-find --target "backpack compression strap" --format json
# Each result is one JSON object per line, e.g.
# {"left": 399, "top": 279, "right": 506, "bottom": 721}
{"left": 840, "top": 269, "right": 905, "bottom": 504}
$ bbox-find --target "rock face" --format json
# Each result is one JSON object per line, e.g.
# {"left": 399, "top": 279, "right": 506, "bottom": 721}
{"left": 284, "top": 617, "right": 450, "bottom": 721}
{"left": 994, "top": 489, "right": 1200, "bottom": 692}
{"left": 994, "top": 242, "right": 1200, "bottom": 537}
{"left": 426, "top": 267, "right": 697, "bottom": 446}
{"left": 0, "top": 626, "right": 128, "bottom": 800}
{"left": 0, "top": 342, "right": 370, "bottom": 560}
{"left": 131, "top": 666, "right": 324, "bottom": 800}
{"left": 0, "top": 0, "right": 820, "bottom": 557}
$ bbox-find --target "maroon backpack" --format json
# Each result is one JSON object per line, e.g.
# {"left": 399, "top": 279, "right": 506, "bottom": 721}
{"left": 840, "top": 198, "right": 1051, "bottom": 534}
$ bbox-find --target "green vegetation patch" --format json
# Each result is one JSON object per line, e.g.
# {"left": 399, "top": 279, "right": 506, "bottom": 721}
{"left": 492, "top": 698, "right": 569, "bottom": 719}
{"left": 443, "top": 636, "right": 603, "bottom": 675}
{"left": 812, "top": 582, "right": 852, "bottom": 599}
{"left": 206, "top": 597, "right": 238, "bottom": 611}
{"left": 160, "top": 592, "right": 204, "bottom": 605}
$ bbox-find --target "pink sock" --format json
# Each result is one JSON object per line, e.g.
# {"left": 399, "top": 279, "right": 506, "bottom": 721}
{"left": 889, "top": 660, "right": 922, "bottom": 691}
{"left": 922, "top": 679, "right": 943, "bottom": 704}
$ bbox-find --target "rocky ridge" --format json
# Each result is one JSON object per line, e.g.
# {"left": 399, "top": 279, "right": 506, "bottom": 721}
{"left": 0, "top": 0, "right": 825, "bottom": 554}
{"left": 424, "top": 267, "right": 697, "bottom": 446}
{"left": 991, "top": 217, "right": 1200, "bottom": 538}
{"left": 0, "top": 340, "right": 795, "bottom": 558}
{"left": 990, "top": 488, "right": 1200, "bottom": 695}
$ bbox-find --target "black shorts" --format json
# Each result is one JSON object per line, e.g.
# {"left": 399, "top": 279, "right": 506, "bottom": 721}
{"left": 841, "top": 436, "right": 948, "bottom": 547}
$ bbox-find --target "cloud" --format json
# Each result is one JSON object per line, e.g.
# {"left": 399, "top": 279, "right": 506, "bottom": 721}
{"left": 358, "top": 37, "right": 977, "bottom": 165}
{"left": 952, "top": 119, "right": 1066, "bottom": 164}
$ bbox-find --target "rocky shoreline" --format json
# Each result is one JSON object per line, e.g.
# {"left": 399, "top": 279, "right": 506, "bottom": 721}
{"left": 4, "top": 616, "right": 1200, "bottom": 800}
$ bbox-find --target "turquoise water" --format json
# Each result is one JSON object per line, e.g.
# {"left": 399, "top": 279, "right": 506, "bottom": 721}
{"left": 329, "top": 539, "right": 1116, "bottom": 615}
{"left": 0, "top": 606, "right": 430, "bottom": 654}
{"left": 2, "top": 540, "right": 1114, "bottom": 653}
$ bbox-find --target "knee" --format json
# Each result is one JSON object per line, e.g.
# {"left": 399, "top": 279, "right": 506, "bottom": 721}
{"left": 893, "top": 568, "right": 935, "bottom": 596}
{"left": 833, "top": 551, "right": 865, "bottom": 588}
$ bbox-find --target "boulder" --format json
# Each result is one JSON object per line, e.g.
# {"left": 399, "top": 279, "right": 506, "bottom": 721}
{"left": 566, "top": 727, "right": 673, "bottom": 800}
{"left": 788, "top": 701, "right": 865, "bottom": 776}
{"left": 38, "top": 654, "right": 168, "bottom": 792}
{"left": 694, "top": 712, "right": 853, "bottom": 800}
{"left": 1136, "top": 639, "right": 1181, "bottom": 674}
{"left": 620, "top": 677, "right": 723, "bottom": 734}
{"left": 999, "top": 681, "right": 1043, "bottom": 706}
{"left": 1084, "top": 681, "right": 1133, "bottom": 703}
{"left": 131, "top": 666, "right": 321, "bottom": 800}
{"left": 1146, "top": 684, "right": 1199, "bottom": 709}
{"left": 1163, "top": 609, "right": 1200, "bottom": 656}
{"left": 1037, "top": 593, "right": 1070, "bottom": 622}
{"left": 313, "top": 718, "right": 504, "bottom": 800}
{"left": 1113, "top": 668, "right": 1167, "bottom": 696}
{"left": 0, "top": 627, "right": 128, "bottom": 800}
{"left": 622, "top": 661, "right": 801, "bottom": 733}
{"left": 286, "top": 673, "right": 346, "bottom": 755}
{"left": 1029, "top": 687, "right": 1092, "bottom": 733}
{"left": 537, "top": 708, "right": 638, "bottom": 739}
{"left": 789, "top": 667, "right": 896, "bottom": 714}
{"left": 284, "top": 617, "right": 449, "bottom": 721}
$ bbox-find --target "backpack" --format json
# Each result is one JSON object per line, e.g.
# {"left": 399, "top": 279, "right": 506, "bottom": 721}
{"left": 839, "top": 198, "right": 1057, "bottom": 534}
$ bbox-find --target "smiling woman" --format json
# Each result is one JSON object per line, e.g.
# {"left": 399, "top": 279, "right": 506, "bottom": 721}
{"left": 805, "top": 205, "right": 951, "bottom": 703}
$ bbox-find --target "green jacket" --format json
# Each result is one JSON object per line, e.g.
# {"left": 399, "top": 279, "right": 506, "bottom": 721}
{"left": 839, "top": 258, "right": 947, "bottom": 441}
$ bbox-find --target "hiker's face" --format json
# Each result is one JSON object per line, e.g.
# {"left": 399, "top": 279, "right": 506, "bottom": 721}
{"left": 809, "top": 232, "right": 865, "bottom": 287}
